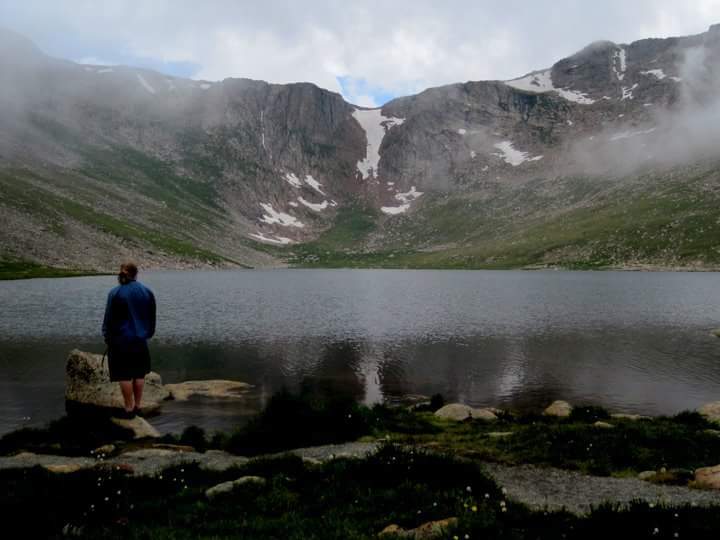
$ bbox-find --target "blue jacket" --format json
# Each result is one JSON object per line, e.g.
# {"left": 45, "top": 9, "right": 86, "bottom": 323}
{"left": 102, "top": 280, "right": 156, "bottom": 344}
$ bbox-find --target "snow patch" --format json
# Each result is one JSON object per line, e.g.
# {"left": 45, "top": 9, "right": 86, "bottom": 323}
{"left": 621, "top": 84, "right": 638, "bottom": 100}
{"left": 612, "top": 48, "right": 627, "bottom": 81}
{"left": 97, "top": 68, "right": 114, "bottom": 74}
{"left": 298, "top": 197, "right": 329, "bottom": 211}
{"left": 284, "top": 173, "right": 302, "bottom": 188}
{"left": 304, "top": 175, "right": 325, "bottom": 195}
{"left": 609, "top": 127, "right": 656, "bottom": 141}
{"left": 136, "top": 74, "right": 156, "bottom": 95}
{"left": 640, "top": 69, "right": 666, "bottom": 80}
{"left": 259, "top": 203, "right": 304, "bottom": 228}
{"left": 670, "top": 76, "right": 682, "bottom": 82}
{"left": 288, "top": 201, "right": 299, "bottom": 207}
{"left": 381, "top": 186, "right": 423, "bottom": 216}
{"left": 493, "top": 141, "right": 544, "bottom": 166}
{"left": 457, "top": 128, "right": 467, "bottom": 135}
{"left": 199, "top": 83, "right": 212, "bottom": 90}
{"left": 555, "top": 88, "right": 596, "bottom": 105}
{"left": 352, "top": 108, "right": 405, "bottom": 179}
{"left": 506, "top": 69, "right": 595, "bottom": 104}
{"left": 505, "top": 70, "right": 554, "bottom": 92}
{"left": 249, "top": 232, "right": 293, "bottom": 245}
{"left": 470, "top": 150, "right": 477, "bottom": 159}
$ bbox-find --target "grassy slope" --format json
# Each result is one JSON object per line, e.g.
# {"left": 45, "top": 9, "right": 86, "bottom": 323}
{"left": 290, "top": 163, "right": 720, "bottom": 269}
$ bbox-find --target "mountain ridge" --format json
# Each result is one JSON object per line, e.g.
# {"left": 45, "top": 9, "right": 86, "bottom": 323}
{"left": 3, "top": 24, "right": 720, "bottom": 272}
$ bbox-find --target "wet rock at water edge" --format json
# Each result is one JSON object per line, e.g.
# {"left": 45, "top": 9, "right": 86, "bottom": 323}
{"left": 543, "top": 400, "right": 573, "bottom": 418}
{"left": 65, "top": 349, "right": 169, "bottom": 415}
{"left": 434, "top": 403, "right": 497, "bottom": 421}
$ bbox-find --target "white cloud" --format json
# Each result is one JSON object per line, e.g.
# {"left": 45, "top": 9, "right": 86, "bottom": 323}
{"left": 3, "top": 0, "right": 720, "bottom": 104}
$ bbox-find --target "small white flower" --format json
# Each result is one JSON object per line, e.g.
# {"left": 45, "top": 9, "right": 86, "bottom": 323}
{"left": 484, "top": 493, "right": 490, "bottom": 499}
{"left": 649, "top": 503, "right": 655, "bottom": 508}
{"left": 466, "top": 486, "right": 472, "bottom": 492}
{"left": 653, "top": 528, "right": 659, "bottom": 535}
{"left": 501, "top": 487, "right": 507, "bottom": 494}
{"left": 116, "top": 490, "right": 121, "bottom": 495}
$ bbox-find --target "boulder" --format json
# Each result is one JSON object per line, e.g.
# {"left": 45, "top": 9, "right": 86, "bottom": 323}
{"left": 487, "top": 431, "right": 513, "bottom": 439}
{"left": 43, "top": 463, "right": 85, "bottom": 474}
{"left": 637, "top": 470, "right": 657, "bottom": 481}
{"left": 694, "top": 465, "right": 720, "bottom": 489}
{"left": 698, "top": 402, "right": 720, "bottom": 423}
{"left": 434, "top": 403, "right": 497, "bottom": 422}
{"left": 543, "top": 400, "right": 573, "bottom": 418}
{"left": 593, "top": 421, "right": 614, "bottom": 429}
{"left": 65, "top": 349, "right": 169, "bottom": 414}
{"left": 164, "top": 380, "right": 253, "bottom": 401}
{"left": 205, "top": 476, "right": 266, "bottom": 499}
{"left": 610, "top": 413, "right": 651, "bottom": 421}
{"left": 379, "top": 518, "right": 458, "bottom": 539}
{"left": 91, "top": 444, "right": 116, "bottom": 456}
{"left": 110, "top": 417, "right": 161, "bottom": 439}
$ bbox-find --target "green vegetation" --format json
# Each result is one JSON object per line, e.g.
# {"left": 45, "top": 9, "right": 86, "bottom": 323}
{"left": 286, "top": 163, "right": 720, "bottom": 270}
{"left": 0, "top": 260, "right": 98, "bottom": 280}
{"left": 4, "top": 392, "right": 720, "bottom": 538}
{"left": 385, "top": 408, "right": 720, "bottom": 477}
{"left": 4, "top": 444, "right": 720, "bottom": 538}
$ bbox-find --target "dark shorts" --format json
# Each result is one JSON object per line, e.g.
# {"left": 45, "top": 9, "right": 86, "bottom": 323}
{"left": 108, "top": 339, "right": 151, "bottom": 382}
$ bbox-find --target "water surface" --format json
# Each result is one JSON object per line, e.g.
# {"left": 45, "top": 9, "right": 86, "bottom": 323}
{"left": 1, "top": 269, "right": 719, "bottom": 435}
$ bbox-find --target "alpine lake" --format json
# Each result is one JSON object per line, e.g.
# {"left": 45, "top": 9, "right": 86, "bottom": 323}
{"left": 1, "top": 268, "right": 719, "bottom": 436}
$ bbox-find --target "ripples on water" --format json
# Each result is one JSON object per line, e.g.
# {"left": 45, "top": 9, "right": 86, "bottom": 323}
{"left": 1, "top": 269, "right": 719, "bottom": 435}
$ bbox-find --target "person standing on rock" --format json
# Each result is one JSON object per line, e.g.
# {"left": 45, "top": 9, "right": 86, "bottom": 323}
{"left": 102, "top": 262, "right": 156, "bottom": 419}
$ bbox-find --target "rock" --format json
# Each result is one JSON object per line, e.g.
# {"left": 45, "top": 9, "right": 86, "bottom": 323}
{"left": 110, "top": 417, "right": 161, "bottom": 439}
{"left": 379, "top": 524, "right": 407, "bottom": 538}
{"left": 65, "top": 349, "right": 169, "bottom": 414}
{"left": 164, "top": 380, "right": 253, "bottom": 401}
{"left": 205, "top": 476, "right": 266, "bottom": 499}
{"left": 378, "top": 518, "right": 458, "bottom": 539}
{"left": 698, "top": 402, "right": 720, "bottom": 423}
{"left": 434, "top": 403, "right": 497, "bottom": 422}
{"left": 92, "top": 444, "right": 116, "bottom": 456}
{"left": 593, "top": 421, "right": 614, "bottom": 429}
{"left": 488, "top": 431, "right": 514, "bottom": 439}
{"left": 148, "top": 443, "right": 196, "bottom": 453}
{"left": 638, "top": 470, "right": 657, "bottom": 481}
{"left": 694, "top": 465, "right": 720, "bottom": 489}
{"left": 543, "top": 400, "right": 573, "bottom": 418}
{"left": 44, "top": 464, "right": 85, "bottom": 474}
{"left": 611, "top": 413, "right": 651, "bottom": 421}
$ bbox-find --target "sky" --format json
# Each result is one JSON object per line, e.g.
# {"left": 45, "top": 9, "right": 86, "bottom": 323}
{"left": 2, "top": 0, "right": 720, "bottom": 107}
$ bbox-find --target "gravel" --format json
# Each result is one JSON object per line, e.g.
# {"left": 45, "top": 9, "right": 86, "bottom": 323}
{"left": 481, "top": 462, "right": 720, "bottom": 515}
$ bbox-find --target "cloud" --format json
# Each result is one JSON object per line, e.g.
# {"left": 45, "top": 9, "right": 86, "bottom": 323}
{"left": 2, "top": 0, "right": 720, "bottom": 105}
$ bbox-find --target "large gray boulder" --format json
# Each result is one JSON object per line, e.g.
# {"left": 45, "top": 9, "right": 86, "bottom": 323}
{"left": 434, "top": 403, "right": 497, "bottom": 421}
{"left": 65, "top": 349, "right": 170, "bottom": 414}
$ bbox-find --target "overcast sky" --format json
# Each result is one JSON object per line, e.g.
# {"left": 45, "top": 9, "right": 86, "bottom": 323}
{"left": 2, "top": 0, "right": 720, "bottom": 106}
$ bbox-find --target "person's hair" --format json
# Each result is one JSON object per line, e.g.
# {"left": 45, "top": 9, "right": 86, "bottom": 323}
{"left": 118, "top": 262, "right": 138, "bottom": 285}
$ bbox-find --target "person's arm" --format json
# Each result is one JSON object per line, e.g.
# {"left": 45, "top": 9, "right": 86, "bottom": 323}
{"left": 102, "top": 290, "right": 115, "bottom": 344}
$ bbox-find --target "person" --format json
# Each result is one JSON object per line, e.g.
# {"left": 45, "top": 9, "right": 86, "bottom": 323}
{"left": 102, "top": 262, "right": 157, "bottom": 419}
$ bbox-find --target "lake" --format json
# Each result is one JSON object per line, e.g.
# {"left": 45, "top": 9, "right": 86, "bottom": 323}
{"left": 1, "top": 269, "right": 719, "bottom": 436}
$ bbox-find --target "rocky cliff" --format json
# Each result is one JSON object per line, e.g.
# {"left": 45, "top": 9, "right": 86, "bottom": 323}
{"left": 3, "top": 24, "right": 720, "bottom": 271}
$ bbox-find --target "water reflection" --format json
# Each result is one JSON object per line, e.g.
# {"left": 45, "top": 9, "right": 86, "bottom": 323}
{"left": 2, "top": 269, "right": 720, "bottom": 435}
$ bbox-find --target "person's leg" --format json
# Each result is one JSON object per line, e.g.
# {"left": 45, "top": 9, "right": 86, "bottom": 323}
{"left": 132, "top": 378, "right": 145, "bottom": 411}
{"left": 118, "top": 381, "right": 134, "bottom": 413}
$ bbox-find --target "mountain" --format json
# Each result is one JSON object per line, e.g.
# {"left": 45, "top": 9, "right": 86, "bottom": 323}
{"left": 2, "top": 25, "right": 720, "bottom": 272}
